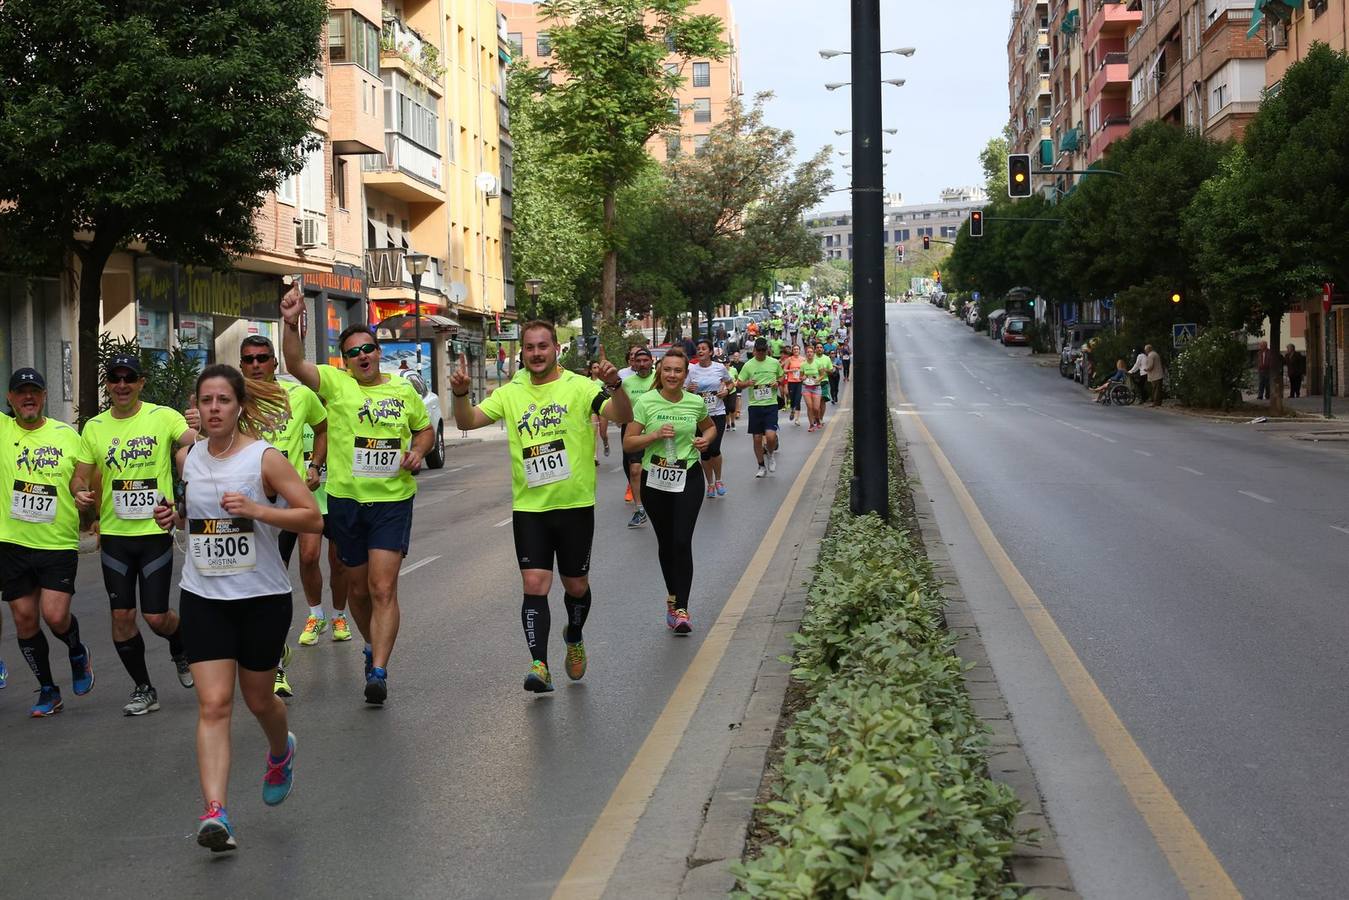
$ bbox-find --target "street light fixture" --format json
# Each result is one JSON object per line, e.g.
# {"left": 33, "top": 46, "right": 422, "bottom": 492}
{"left": 405, "top": 251, "right": 430, "bottom": 370}
{"left": 835, "top": 128, "right": 897, "bottom": 135}
{"left": 820, "top": 47, "right": 917, "bottom": 58}
{"left": 883, "top": 78, "right": 906, "bottom": 87}
{"left": 524, "top": 278, "right": 542, "bottom": 320}
{"left": 826, "top": 80, "right": 904, "bottom": 91}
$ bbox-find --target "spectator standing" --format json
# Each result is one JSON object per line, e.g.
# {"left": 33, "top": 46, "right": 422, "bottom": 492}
{"left": 1128, "top": 347, "right": 1149, "bottom": 402}
{"left": 1255, "top": 341, "right": 1274, "bottom": 401}
{"left": 1284, "top": 344, "right": 1305, "bottom": 399}
{"left": 1144, "top": 344, "right": 1164, "bottom": 406}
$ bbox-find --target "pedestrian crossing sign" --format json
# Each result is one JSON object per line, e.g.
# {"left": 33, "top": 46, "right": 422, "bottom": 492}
{"left": 1172, "top": 323, "right": 1197, "bottom": 348}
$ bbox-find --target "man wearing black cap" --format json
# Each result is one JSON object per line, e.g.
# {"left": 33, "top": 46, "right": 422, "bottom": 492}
{"left": 1, "top": 368, "right": 95, "bottom": 716}
{"left": 71, "top": 354, "right": 199, "bottom": 716}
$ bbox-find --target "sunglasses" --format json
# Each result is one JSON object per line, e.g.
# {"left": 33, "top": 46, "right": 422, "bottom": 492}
{"left": 343, "top": 343, "right": 378, "bottom": 358}
{"left": 241, "top": 353, "right": 273, "bottom": 364}
{"left": 105, "top": 373, "right": 140, "bottom": 384}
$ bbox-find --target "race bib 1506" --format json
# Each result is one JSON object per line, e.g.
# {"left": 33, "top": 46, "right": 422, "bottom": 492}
{"left": 189, "top": 518, "right": 257, "bottom": 575}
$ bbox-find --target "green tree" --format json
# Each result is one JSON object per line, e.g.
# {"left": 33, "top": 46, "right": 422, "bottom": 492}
{"left": 0, "top": 0, "right": 327, "bottom": 421}
{"left": 530, "top": 0, "right": 727, "bottom": 321}
{"left": 655, "top": 93, "right": 830, "bottom": 337}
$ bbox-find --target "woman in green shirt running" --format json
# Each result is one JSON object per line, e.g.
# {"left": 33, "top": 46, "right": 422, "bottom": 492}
{"left": 623, "top": 348, "right": 717, "bottom": 635}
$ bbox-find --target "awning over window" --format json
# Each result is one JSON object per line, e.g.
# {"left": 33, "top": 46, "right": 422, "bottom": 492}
{"left": 1249, "top": 0, "right": 1303, "bottom": 38}
{"left": 1059, "top": 128, "right": 1081, "bottom": 153}
{"left": 1039, "top": 138, "right": 1054, "bottom": 167}
{"left": 1060, "top": 9, "right": 1080, "bottom": 34}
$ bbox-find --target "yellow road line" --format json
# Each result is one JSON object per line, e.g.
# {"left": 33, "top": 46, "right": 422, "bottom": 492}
{"left": 891, "top": 372, "right": 1241, "bottom": 899}
{"left": 552, "top": 408, "right": 845, "bottom": 900}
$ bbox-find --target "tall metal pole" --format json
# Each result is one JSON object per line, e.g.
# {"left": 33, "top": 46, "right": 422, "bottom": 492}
{"left": 849, "top": 0, "right": 888, "bottom": 519}
{"left": 413, "top": 277, "right": 423, "bottom": 372}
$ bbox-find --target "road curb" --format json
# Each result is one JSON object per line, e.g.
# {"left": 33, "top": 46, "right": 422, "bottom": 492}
{"left": 898, "top": 436, "right": 1081, "bottom": 899}
{"left": 674, "top": 434, "right": 846, "bottom": 899}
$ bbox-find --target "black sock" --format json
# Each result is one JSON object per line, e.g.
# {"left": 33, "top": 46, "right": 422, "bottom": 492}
{"left": 521, "top": 594, "right": 550, "bottom": 666}
{"left": 164, "top": 626, "right": 184, "bottom": 658}
{"left": 114, "top": 633, "right": 152, "bottom": 687}
{"left": 18, "top": 631, "right": 55, "bottom": 688}
{"left": 52, "top": 614, "right": 83, "bottom": 656}
{"left": 563, "top": 589, "right": 592, "bottom": 644}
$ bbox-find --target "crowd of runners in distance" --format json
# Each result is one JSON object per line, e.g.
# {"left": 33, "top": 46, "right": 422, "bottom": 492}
{"left": 0, "top": 286, "right": 850, "bottom": 852}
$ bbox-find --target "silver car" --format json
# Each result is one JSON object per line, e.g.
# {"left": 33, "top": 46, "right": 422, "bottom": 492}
{"left": 397, "top": 369, "right": 446, "bottom": 469}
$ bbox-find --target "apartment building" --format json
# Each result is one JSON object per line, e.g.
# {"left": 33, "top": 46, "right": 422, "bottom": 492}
{"left": 807, "top": 190, "right": 989, "bottom": 263}
{"left": 1081, "top": 0, "right": 1140, "bottom": 164}
{"left": 1127, "top": 0, "right": 1266, "bottom": 141}
{"left": 500, "top": 0, "right": 742, "bottom": 162}
{"left": 1048, "top": 0, "right": 1089, "bottom": 190}
{"left": 1008, "top": 0, "right": 1054, "bottom": 195}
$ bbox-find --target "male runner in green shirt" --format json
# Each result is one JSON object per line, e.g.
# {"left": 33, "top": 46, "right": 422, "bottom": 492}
{"left": 735, "top": 338, "right": 786, "bottom": 477}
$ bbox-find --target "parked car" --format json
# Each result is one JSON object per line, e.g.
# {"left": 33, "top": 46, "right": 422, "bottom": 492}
{"left": 966, "top": 305, "right": 980, "bottom": 327}
{"left": 397, "top": 369, "right": 445, "bottom": 469}
{"left": 1058, "top": 323, "right": 1106, "bottom": 379}
{"left": 1001, "top": 316, "right": 1032, "bottom": 346}
{"left": 710, "top": 317, "right": 745, "bottom": 351}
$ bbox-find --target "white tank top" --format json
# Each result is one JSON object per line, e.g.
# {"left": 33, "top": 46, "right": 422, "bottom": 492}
{"left": 180, "top": 439, "right": 292, "bottom": 600}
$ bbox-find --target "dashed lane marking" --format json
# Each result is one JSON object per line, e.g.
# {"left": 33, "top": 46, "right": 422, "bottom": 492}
{"left": 492, "top": 516, "right": 513, "bottom": 528}
{"left": 1178, "top": 466, "right": 1205, "bottom": 476}
{"left": 1331, "top": 525, "right": 1349, "bottom": 536}
{"left": 1238, "top": 490, "right": 1274, "bottom": 504}
{"left": 400, "top": 555, "right": 441, "bottom": 575}
{"left": 1133, "top": 449, "right": 1154, "bottom": 457}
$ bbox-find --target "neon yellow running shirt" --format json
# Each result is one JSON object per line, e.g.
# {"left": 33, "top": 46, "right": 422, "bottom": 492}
{"left": 0, "top": 415, "right": 84, "bottom": 550}
{"left": 318, "top": 366, "right": 428, "bottom": 503}
{"left": 77, "top": 403, "right": 189, "bottom": 537}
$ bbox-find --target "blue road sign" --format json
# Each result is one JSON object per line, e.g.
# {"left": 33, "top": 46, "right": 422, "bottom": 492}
{"left": 972, "top": 291, "right": 981, "bottom": 301}
{"left": 1173, "top": 323, "right": 1197, "bottom": 348}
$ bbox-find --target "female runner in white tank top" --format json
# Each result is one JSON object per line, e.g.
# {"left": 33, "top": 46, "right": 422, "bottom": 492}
{"left": 154, "top": 364, "right": 322, "bottom": 852}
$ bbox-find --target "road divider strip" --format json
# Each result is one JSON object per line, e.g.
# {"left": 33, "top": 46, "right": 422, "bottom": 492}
{"left": 891, "top": 368, "right": 1241, "bottom": 899}
{"left": 551, "top": 402, "right": 846, "bottom": 900}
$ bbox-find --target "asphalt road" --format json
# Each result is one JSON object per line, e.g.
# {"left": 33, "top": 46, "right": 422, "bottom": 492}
{"left": 0, "top": 400, "right": 835, "bottom": 898}
{"left": 888, "top": 303, "right": 1348, "bottom": 899}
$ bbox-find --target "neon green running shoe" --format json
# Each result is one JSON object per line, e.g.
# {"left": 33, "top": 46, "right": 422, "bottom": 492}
{"left": 523, "top": 660, "right": 554, "bottom": 693}
{"left": 297, "top": 614, "right": 327, "bottom": 646}
{"left": 331, "top": 614, "right": 352, "bottom": 642}
{"left": 564, "top": 641, "right": 587, "bottom": 681}
{"left": 274, "top": 667, "right": 293, "bottom": 698}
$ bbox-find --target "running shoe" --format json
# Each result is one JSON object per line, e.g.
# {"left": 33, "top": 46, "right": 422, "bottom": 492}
{"left": 298, "top": 614, "right": 328, "bottom": 646}
{"left": 672, "top": 609, "right": 692, "bottom": 635}
{"left": 274, "top": 667, "right": 293, "bottom": 698}
{"left": 755, "top": 465, "right": 767, "bottom": 479}
{"left": 70, "top": 645, "right": 94, "bottom": 696}
{"left": 363, "top": 645, "right": 373, "bottom": 679}
{"left": 715, "top": 481, "right": 727, "bottom": 497}
{"left": 665, "top": 604, "right": 680, "bottom": 630}
{"left": 365, "top": 666, "right": 387, "bottom": 705}
{"left": 123, "top": 684, "right": 160, "bottom": 716}
{"left": 627, "top": 509, "right": 647, "bottom": 528}
{"left": 564, "top": 641, "right": 587, "bottom": 681}
{"left": 332, "top": 614, "right": 352, "bottom": 642}
{"left": 624, "top": 484, "right": 634, "bottom": 503}
{"left": 604, "top": 444, "right": 611, "bottom": 457}
{"left": 706, "top": 486, "right": 716, "bottom": 500}
{"left": 0, "top": 657, "right": 9, "bottom": 689}
{"left": 793, "top": 418, "right": 801, "bottom": 427}
{"left": 523, "top": 660, "right": 555, "bottom": 693}
{"left": 30, "top": 685, "right": 63, "bottom": 717}
{"left": 172, "top": 653, "right": 194, "bottom": 688}
{"left": 197, "top": 802, "right": 237, "bottom": 852}
{"left": 767, "top": 452, "right": 777, "bottom": 474}
{"left": 262, "top": 732, "right": 297, "bottom": 806}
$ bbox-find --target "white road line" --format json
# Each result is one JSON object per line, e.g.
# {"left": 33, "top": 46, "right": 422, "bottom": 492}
{"left": 1133, "top": 449, "right": 1154, "bottom": 457}
{"left": 1238, "top": 490, "right": 1274, "bottom": 504}
{"left": 973, "top": 402, "right": 991, "bottom": 407}
{"left": 1332, "top": 525, "right": 1349, "bottom": 536}
{"left": 968, "top": 411, "right": 985, "bottom": 418}
{"left": 401, "top": 555, "right": 441, "bottom": 574}
{"left": 445, "top": 464, "right": 475, "bottom": 473}
{"left": 932, "top": 402, "right": 954, "bottom": 408}
{"left": 1178, "top": 466, "right": 1205, "bottom": 476}
{"left": 492, "top": 516, "right": 513, "bottom": 527}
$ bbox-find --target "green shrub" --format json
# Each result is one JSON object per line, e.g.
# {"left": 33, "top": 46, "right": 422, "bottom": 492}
{"left": 1029, "top": 320, "right": 1055, "bottom": 354}
{"left": 1170, "top": 328, "right": 1249, "bottom": 409}
{"left": 733, "top": 427, "right": 1022, "bottom": 899}
{"left": 88, "top": 333, "right": 202, "bottom": 422}
{"left": 1084, "top": 329, "right": 1136, "bottom": 387}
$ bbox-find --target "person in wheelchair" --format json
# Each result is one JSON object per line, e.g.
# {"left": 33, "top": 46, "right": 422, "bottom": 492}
{"left": 1091, "top": 359, "right": 1131, "bottom": 404}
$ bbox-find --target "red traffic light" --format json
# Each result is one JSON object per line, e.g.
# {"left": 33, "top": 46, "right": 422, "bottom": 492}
{"left": 970, "top": 210, "right": 984, "bottom": 238}
{"left": 922, "top": 235, "right": 931, "bottom": 250}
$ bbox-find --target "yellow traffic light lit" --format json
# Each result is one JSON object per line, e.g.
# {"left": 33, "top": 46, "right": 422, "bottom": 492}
{"left": 1171, "top": 292, "right": 1182, "bottom": 304}
{"left": 1014, "top": 173, "right": 1025, "bottom": 184}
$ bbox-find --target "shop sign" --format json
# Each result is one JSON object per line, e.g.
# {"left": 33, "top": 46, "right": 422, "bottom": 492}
{"left": 303, "top": 269, "right": 367, "bottom": 299}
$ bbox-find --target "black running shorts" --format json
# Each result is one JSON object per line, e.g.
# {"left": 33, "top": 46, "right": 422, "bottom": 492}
{"left": 511, "top": 507, "right": 595, "bottom": 577}
{"left": 101, "top": 533, "right": 175, "bottom": 614}
{"left": 0, "top": 542, "right": 78, "bottom": 602}
{"left": 180, "top": 589, "right": 292, "bottom": 672}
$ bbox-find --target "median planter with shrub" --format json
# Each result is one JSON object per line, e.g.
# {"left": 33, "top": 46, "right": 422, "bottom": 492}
{"left": 733, "top": 433, "right": 1022, "bottom": 899}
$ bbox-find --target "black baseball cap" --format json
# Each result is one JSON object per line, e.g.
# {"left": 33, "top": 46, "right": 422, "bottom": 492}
{"left": 105, "top": 354, "right": 143, "bottom": 377}
{"left": 9, "top": 368, "right": 45, "bottom": 391}
{"left": 632, "top": 347, "right": 652, "bottom": 359}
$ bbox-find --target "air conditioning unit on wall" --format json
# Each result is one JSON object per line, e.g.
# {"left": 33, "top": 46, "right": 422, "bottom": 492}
{"left": 296, "top": 215, "right": 322, "bottom": 249}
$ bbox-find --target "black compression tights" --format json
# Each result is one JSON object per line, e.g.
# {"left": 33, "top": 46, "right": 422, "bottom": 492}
{"left": 640, "top": 465, "right": 706, "bottom": 611}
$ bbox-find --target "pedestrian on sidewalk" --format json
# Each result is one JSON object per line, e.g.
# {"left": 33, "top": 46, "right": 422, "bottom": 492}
{"left": 1144, "top": 344, "right": 1165, "bottom": 406}
{"left": 1284, "top": 344, "right": 1305, "bottom": 398}
{"left": 1128, "top": 347, "right": 1148, "bottom": 402}
{"left": 1255, "top": 341, "right": 1274, "bottom": 400}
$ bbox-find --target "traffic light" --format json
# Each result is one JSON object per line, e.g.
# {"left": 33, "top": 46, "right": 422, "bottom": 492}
{"left": 1008, "top": 153, "right": 1032, "bottom": 198}
{"left": 896, "top": 244, "right": 905, "bottom": 262}
{"left": 1171, "top": 291, "right": 1182, "bottom": 304}
{"left": 585, "top": 333, "right": 600, "bottom": 357}
{"left": 1027, "top": 298, "right": 1035, "bottom": 308}
{"left": 922, "top": 235, "right": 931, "bottom": 251}
{"left": 969, "top": 210, "right": 984, "bottom": 238}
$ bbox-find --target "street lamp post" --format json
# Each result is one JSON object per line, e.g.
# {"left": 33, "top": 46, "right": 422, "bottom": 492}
{"left": 525, "top": 279, "right": 542, "bottom": 320}
{"left": 848, "top": 0, "right": 888, "bottom": 520}
{"left": 405, "top": 252, "right": 430, "bottom": 372}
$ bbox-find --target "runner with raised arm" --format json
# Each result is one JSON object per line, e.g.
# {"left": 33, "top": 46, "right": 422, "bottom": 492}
{"left": 451, "top": 323, "right": 631, "bottom": 692}
{"left": 278, "top": 285, "right": 432, "bottom": 705}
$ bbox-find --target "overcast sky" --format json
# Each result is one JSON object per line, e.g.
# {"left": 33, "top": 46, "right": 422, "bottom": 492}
{"left": 733, "top": 0, "right": 1010, "bottom": 212}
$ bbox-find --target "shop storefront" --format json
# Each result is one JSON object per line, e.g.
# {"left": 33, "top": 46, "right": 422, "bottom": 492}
{"left": 301, "top": 266, "right": 367, "bottom": 367}
{"left": 135, "top": 260, "right": 284, "bottom": 366}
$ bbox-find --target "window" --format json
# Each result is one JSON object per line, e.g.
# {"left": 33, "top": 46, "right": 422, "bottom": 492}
{"left": 665, "top": 134, "right": 680, "bottom": 159}
{"left": 384, "top": 71, "right": 439, "bottom": 152}
{"left": 300, "top": 142, "right": 325, "bottom": 214}
{"left": 277, "top": 171, "right": 296, "bottom": 206}
{"left": 692, "top": 62, "right": 710, "bottom": 87}
{"left": 329, "top": 11, "right": 378, "bottom": 73}
{"left": 664, "top": 62, "right": 679, "bottom": 76}
{"left": 536, "top": 32, "right": 551, "bottom": 56}
{"left": 692, "top": 98, "right": 711, "bottom": 123}
{"left": 693, "top": 134, "right": 709, "bottom": 155}
{"left": 334, "top": 157, "right": 348, "bottom": 210}
{"left": 664, "top": 30, "right": 677, "bottom": 53}
{"left": 669, "top": 97, "right": 680, "bottom": 120}
{"left": 508, "top": 32, "right": 523, "bottom": 56}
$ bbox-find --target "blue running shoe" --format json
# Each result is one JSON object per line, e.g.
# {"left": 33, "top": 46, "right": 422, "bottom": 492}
{"left": 364, "top": 667, "right": 387, "bottom": 705}
{"left": 30, "top": 685, "right": 63, "bottom": 717}
{"left": 197, "top": 802, "right": 237, "bottom": 852}
{"left": 70, "top": 646, "right": 94, "bottom": 696}
{"left": 0, "top": 658, "right": 7, "bottom": 689}
{"left": 363, "top": 645, "right": 373, "bottom": 679}
{"left": 262, "top": 732, "right": 296, "bottom": 806}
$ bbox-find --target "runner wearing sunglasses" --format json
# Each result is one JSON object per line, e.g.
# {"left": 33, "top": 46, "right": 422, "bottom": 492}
{"left": 278, "top": 287, "right": 433, "bottom": 706}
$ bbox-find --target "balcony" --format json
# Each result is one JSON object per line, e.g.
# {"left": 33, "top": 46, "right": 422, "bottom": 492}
{"left": 328, "top": 63, "right": 383, "bottom": 155}
{"left": 1087, "top": 51, "right": 1131, "bottom": 100}
{"left": 1085, "top": 0, "right": 1143, "bottom": 49}
{"left": 1088, "top": 116, "right": 1130, "bottom": 161}
{"left": 1203, "top": 7, "right": 1253, "bottom": 46}
{"left": 380, "top": 16, "right": 444, "bottom": 91}
{"left": 362, "top": 134, "right": 445, "bottom": 204}
{"left": 1207, "top": 98, "right": 1260, "bottom": 133}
